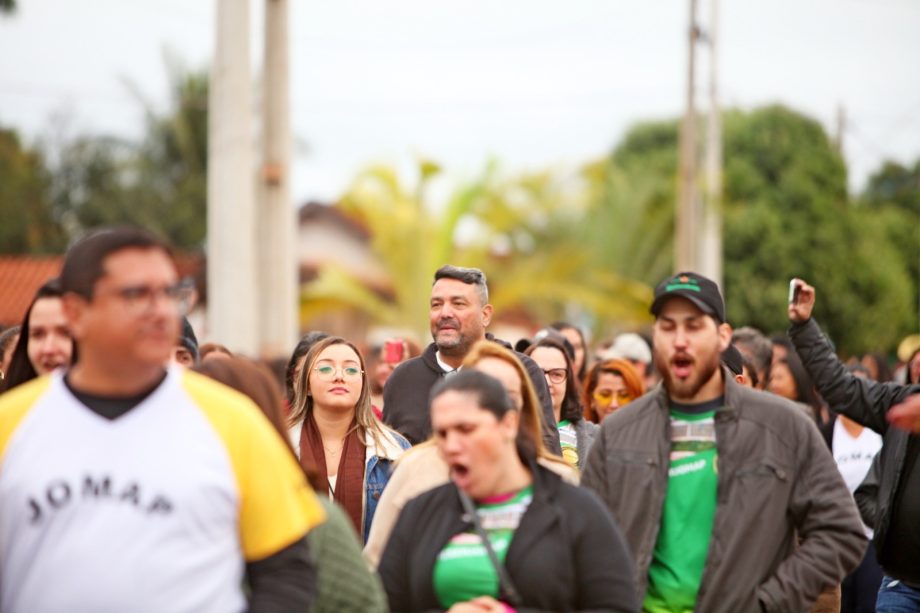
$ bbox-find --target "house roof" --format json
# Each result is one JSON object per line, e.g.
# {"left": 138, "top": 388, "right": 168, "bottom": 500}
{"left": 0, "top": 256, "right": 62, "bottom": 328}
{"left": 298, "top": 201, "right": 371, "bottom": 242}
{"left": 0, "top": 253, "right": 204, "bottom": 329}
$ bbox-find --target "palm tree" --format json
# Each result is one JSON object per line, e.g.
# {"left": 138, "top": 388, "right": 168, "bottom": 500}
{"left": 301, "top": 159, "right": 660, "bottom": 341}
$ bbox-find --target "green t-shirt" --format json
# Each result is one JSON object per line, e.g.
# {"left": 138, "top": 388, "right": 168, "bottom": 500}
{"left": 643, "top": 400, "right": 720, "bottom": 613}
{"left": 558, "top": 419, "right": 579, "bottom": 468}
{"left": 433, "top": 485, "right": 533, "bottom": 609}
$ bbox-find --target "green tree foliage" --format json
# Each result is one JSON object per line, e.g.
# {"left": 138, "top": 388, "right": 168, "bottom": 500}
{"left": 49, "top": 62, "right": 208, "bottom": 250}
{"left": 604, "top": 104, "right": 916, "bottom": 354}
{"left": 0, "top": 127, "right": 66, "bottom": 253}
{"left": 859, "top": 159, "right": 920, "bottom": 336}
{"left": 304, "top": 160, "right": 654, "bottom": 341}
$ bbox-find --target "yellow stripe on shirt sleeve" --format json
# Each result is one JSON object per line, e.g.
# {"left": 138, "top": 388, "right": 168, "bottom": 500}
{"left": 0, "top": 375, "right": 52, "bottom": 463}
{"left": 181, "top": 370, "right": 326, "bottom": 561}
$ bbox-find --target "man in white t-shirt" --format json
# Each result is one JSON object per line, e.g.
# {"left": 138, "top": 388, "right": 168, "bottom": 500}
{"left": 0, "top": 226, "right": 325, "bottom": 613}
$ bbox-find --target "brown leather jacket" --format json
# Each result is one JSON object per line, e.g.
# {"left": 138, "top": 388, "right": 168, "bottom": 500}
{"left": 582, "top": 368, "right": 866, "bottom": 612}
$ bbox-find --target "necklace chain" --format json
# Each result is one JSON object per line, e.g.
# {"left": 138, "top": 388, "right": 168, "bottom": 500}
{"left": 323, "top": 439, "right": 345, "bottom": 456}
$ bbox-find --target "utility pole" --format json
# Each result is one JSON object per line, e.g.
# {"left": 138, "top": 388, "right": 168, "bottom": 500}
{"left": 258, "top": 0, "right": 297, "bottom": 358}
{"left": 676, "top": 0, "right": 699, "bottom": 272}
{"left": 207, "top": 0, "right": 259, "bottom": 355}
{"left": 834, "top": 104, "right": 846, "bottom": 154}
{"left": 700, "top": 0, "right": 722, "bottom": 287}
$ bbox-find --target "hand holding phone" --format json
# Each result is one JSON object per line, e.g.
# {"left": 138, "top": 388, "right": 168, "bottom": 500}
{"left": 787, "top": 279, "right": 816, "bottom": 323}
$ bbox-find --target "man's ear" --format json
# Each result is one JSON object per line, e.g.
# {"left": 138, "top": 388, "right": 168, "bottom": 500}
{"left": 61, "top": 293, "right": 88, "bottom": 340}
{"left": 717, "top": 322, "right": 733, "bottom": 353}
{"left": 481, "top": 303, "right": 494, "bottom": 328}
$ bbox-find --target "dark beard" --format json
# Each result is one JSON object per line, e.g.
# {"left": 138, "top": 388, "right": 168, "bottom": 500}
{"left": 655, "top": 349, "right": 722, "bottom": 402}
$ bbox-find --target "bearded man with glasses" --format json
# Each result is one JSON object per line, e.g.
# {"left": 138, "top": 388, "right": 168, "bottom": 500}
{"left": 0, "top": 226, "right": 325, "bottom": 613}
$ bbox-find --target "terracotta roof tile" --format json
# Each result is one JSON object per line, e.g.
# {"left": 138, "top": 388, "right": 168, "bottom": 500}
{"left": 0, "top": 256, "right": 63, "bottom": 328}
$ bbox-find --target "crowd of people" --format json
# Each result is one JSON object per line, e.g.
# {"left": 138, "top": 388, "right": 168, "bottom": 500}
{"left": 0, "top": 224, "right": 919, "bottom": 612}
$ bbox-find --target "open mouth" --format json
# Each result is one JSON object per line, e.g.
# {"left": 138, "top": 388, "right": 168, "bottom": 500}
{"left": 672, "top": 356, "right": 693, "bottom": 379}
{"left": 449, "top": 461, "right": 472, "bottom": 488}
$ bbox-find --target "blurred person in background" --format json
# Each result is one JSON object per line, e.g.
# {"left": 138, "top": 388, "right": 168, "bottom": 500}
{"left": 0, "top": 326, "right": 20, "bottom": 383}
{"left": 367, "top": 337, "right": 419, "bottom": 417}
{"left": 525, "top": 335, "right": 597, "bottom": 469}
{"left": 2, "top": 279, "right": 75, "bottom": 392}
{"left": 364, "top": 340, "right": 574, "bottom": 568}
{"left": 194, "top": 356, "right": 387, "bottom": 613}
{"left": 548, "top": 321, "right": 589, "bottom": 383}
{"left": 721, "top": 344, "right": 753, "bottom": 388}
{"left": 289, "top": 336, "right": 410, "bottom": 543}
{"left": 378, "top": 370, "right": 638, "bottom": 613}
{"left": 732, "top": 326, "right": 773, "bottom": 390}
{"left": 170, "top": 315, "right": 199, "bottom": 367}
{"left": 582, "top": 358, "right": 645, "bottom": 424}
{"left": 771, "top": 335, "right": 795, "bottom": 369}
{"left": 604, "top": 332, "right": 656, "bottom": 389}
{"left": 861, "top": 352, "right": 893, "bottom": 384}
{"left": 768, "top": 352, "right": 828, "bottom": 424}
{"left": 198, "top": 342, "right": 233, "bottom": 362}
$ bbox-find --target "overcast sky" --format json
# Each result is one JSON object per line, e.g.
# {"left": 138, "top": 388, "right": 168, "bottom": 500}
{"left": 2, "top": 0, "right": 919, "bottom": 205}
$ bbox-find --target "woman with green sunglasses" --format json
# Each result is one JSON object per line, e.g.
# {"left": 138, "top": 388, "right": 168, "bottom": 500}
{"left": 288, "top": 336, "right": 410, "bottom": 543}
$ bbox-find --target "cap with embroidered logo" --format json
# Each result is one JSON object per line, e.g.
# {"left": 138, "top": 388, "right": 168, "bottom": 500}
{"left": 650, "top": 272, "right": 726, "bottom": 323}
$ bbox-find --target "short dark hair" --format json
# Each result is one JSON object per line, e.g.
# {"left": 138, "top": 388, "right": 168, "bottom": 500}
{"left": 732, "top": 326, "right": 773, "bottom": 385}
{"left": 430, "top": 370, "right": 537, "bottom": 465}
{"left": 740, "top": 353, "right": 760, "bottom": 388}
{"left": 433, "top": 265, "right": 489, "bottom": 305}
{"left": 60, "top": 226, "right": 173, "bottom": 299}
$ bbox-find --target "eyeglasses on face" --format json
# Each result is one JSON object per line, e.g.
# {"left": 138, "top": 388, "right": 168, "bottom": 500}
{"left": 593, "top": 388, "right": 634, "bottom": 407}
{"left": 542, "top": 368, "right": 567, "bottom": 384}
{"left": 98, "top": 277, "right": 195, "bottom": 316}
{"left": 313, "top": 362, "right": 363, "bottom": 380}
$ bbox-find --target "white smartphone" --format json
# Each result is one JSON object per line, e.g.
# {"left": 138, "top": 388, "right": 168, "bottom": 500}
{"left": 788, "top": 279, "right": 800, "bottom": 304}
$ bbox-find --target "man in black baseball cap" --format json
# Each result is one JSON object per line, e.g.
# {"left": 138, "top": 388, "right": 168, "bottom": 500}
{"left": 583, "top": 270, "right": 865, "bottom": 611}
{"left": 650, "top": 271, "right": 726, "bottom": 323}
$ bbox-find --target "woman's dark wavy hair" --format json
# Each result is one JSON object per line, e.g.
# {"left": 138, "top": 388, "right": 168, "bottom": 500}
{"left": 430, "top": 370, "right": 537, "bottom": 466}
{"left": 777, "top": 353, "right": 823, "bottom": 417}
{"left": 524, "top": 335, "right": 584, "bottom": 424}
{"left": 1, "top": 279, "right": 76, "bottom": 393}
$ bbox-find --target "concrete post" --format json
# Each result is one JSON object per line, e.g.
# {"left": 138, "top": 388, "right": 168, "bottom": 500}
{"left": 207, "top": 0, "right": 259, "bottom": 354}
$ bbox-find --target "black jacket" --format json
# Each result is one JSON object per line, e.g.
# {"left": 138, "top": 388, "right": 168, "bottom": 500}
{"left": 789, "top": 318, "right": 920, "bottom": 577}
{"left": 382, "top": 338, "right": 562, "bottom": 454}
{"left": 378, "top": 463, "right": 639, "bottom": 613}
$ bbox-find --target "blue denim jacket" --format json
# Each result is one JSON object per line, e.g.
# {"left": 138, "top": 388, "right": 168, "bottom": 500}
{"left": 290, "top": 420, "right": 411, "bottom": 544}
{"left": 362, "top": 429, "right": 411, "bottom": 542}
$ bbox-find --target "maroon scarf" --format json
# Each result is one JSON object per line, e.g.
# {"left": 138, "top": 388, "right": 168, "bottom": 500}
{"left": 300, "top": 413, "right": 366, "bottom": 536}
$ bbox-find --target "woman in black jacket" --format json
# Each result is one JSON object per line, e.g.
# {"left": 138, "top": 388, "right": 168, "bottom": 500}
{"left": 378, "top": 370, "right": 638, "bottom": 613}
